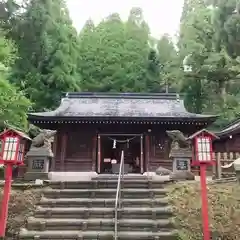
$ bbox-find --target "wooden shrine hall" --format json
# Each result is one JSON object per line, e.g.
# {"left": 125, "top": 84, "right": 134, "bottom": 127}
{"left": 27, "top": 92, "right": 217, "bottom": 176}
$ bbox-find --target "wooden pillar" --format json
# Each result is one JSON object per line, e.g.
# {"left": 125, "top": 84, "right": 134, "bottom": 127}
{"left": 51, "top": 133, "right": 58, "bottom": 171}
{"left": 145, "top": 135, "right": 150, "bottom": 172}
{"left": 97, "top": 135, "right": 101, "bottom": 173}
{"left": 140, "top": 135, "right": 144, "bottom": 174}
{"left": 92, "top": 135, "right": 97, "bottom": 171}
{"left": 60, "top": 132, "right": 67, "bottom": 171}
{"left": 216, "top": 152, "right": 222, "bottom": 179}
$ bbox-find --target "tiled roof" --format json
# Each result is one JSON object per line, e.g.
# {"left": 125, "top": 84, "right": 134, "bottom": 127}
{"left": 28, "top": 92, "right": 217, "bottom": 121}
{"left": 216, "top": 118, "right": 240, "bottom": 137}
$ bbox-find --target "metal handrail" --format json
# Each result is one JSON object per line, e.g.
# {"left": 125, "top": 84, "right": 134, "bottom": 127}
{"left": 114, "top": 150, "right": 124, "bottom": 240}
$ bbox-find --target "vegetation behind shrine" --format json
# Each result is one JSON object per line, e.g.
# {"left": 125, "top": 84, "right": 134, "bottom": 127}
{"left": 0, "top": 0, "right": 240, "bottom": 131}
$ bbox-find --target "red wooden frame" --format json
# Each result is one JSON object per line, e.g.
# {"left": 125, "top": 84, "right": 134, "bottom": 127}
{"left": 0, "top": 129, "right": 29, "bottom": 237}
{"left": 190, "top": 130, "right": 218, "bottom": 240}
{"left": 194, "top": 135, "right": 212, "bottom": 163}
{"left": 0, "top": 131, "right": 23, "bottom": 165}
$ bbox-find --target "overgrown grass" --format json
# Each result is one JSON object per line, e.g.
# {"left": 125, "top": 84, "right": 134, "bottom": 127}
{"left": 167, "top": 181, "right": 240, "bottom": 240}
{"left": 0, "top": 186, "right": 43, "bottom": 239}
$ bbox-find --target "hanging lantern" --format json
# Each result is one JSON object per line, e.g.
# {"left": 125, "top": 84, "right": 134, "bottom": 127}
{"left": 0, "top": 129, "right": 31, "bottom": 165}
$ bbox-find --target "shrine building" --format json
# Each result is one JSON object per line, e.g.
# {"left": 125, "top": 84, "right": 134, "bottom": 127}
{"left": 27, "top": 92, "right": 217, "bottom": 177}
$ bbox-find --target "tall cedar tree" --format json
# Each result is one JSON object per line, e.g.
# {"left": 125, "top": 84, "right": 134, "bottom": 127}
{"left": 179, "top": 0, "right": 240, "bottom": 127}
{"left": 78, "top": 8, "right": 158, "bottom": 92}
{"left": 10, "top": 0, "right": 81, "bottom": 110}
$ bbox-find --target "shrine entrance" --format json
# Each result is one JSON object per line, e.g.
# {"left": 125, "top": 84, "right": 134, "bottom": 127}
{"left": 97, "top": 134, "right": 144, "bottom": 174}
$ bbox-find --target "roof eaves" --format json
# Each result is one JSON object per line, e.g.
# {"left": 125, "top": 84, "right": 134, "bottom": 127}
{"left": 27, "top": 115, "right": 217, "bottom": 121}
{"left": 216, "top": 118, "right": 240, "bottom": 137}
{"left": 64, "top": 92, "right": 183, "bottom": 100}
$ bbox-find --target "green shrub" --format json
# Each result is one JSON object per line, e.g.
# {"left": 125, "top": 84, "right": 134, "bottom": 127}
{"left": 168, "top": 182, "right": 240, "bottom": 240}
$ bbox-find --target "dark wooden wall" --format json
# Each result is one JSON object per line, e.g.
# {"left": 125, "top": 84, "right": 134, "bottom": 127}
{"left": 52, "top": 123, "right": 199, "bottom": 172}
{"left": 54, "top": 126, "right": 95, "bottom": 172}
{"left": 148, "top": 133, "right": 171, "bottom": 171}
{"left": 213, "top": 132, "right": 240, "bottom": 152}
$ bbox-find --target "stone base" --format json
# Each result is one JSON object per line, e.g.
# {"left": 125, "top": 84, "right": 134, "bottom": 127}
{"left": 47, "top": 171, "right": 172, "bottom": 181}
{"left": 48, "top": 171, "right": 98, "bottom": 181}
{"left": 26, "top": 146, "right": 53, "bottom": 157}
{"left": 24, "top": 172, "right": 49, "bottom": 181}
{"left": 170, "top": 171, "right": 195, "bottom": 181}
{"left": 155, "top": 167, "right": 172, "bottom": 176}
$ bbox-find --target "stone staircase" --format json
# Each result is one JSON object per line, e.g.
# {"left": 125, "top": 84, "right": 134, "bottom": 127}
{"left": 19, "top": 175, "right": 178, "bottom": 239}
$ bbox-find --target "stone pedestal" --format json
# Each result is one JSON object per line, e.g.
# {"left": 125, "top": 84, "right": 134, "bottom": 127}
{"left": 233, "top": 158, "right": 240, "bottom": 183}
{"left": 170, "top": 148, "right": 192, "bottom": 172}
{"left": 24, "top": 147, "right": 53, "bottom": 181}
{"left": 169, "top": 147, "right": 195, "bottom": 180}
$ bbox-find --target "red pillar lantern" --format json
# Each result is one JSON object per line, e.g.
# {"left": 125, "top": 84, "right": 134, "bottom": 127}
{"left": 0, "top": 128, "right": 31, "bottom": 237}
{"left": 188, "top": 129, "right": 219, "bottom": 240}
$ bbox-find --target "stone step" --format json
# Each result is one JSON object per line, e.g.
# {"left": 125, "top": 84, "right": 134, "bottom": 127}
{"left": 19, "top": 229, "right": 178, "bottom": 240}
{"left": 49, "top": 180, "right": 167, "bottom": 189}
{"left": 27, "top": 217, "right": 174, "bottom": 231}
{"left": 92, "top": 174, "right": 149, "bottom": 181}
{"left": 34, "top": 207, "right": 173, "bottom": 219}
{"left": 39, "top": 197, "right": 169, "bottom": 208}
{"left": 42, "top": 188, "right": 168, "bottom": 199}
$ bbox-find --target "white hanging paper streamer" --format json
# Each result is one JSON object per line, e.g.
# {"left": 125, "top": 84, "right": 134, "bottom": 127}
{"left": 127, "top": 139, "right": 129, "bottom": 148}
{"left": 113, "top": 139, "right": 116, "bottom": 149}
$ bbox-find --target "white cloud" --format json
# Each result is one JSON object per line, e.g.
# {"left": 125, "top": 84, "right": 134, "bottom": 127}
{"left": 67, "top": 0, "right": 184, "bottom": 39}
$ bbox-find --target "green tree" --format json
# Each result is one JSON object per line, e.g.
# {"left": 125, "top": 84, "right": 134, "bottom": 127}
{"left": 10, "top": 0, "right": 81, "bottom": 110}
{"left": 124, "top": 7, "right": 152, "bottom": 91}
{"left": 145, "top": 49, "right": 161, "bottom": 92}
{"left": 78, "top": 8, "right": 155, "bottom": 92}
{"left": 157, "top": 34, "right": 179, "bottom": 92}
{"left": 178, "top": 1, "right": 212, "bottom": 113}
{"left": 0, "top": 29, "right": 31, "bottom": 130}
{"left": 179, "top": 0, "right": 240, "bottom": 127}
{"left": 78, "top": 13, "right": 126, "bottom": 91}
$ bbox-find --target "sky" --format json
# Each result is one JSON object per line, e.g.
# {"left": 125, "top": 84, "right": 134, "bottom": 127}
{"left": 66, "top": 0, "right": 184, "bottom": 39}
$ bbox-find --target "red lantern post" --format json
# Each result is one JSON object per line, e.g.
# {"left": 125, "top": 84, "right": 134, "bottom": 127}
{"left": 0, "top": 128, "right": 30, "bottom": 237}
{"left": 188, "top": 129, "right": 219, "bottom": 240}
